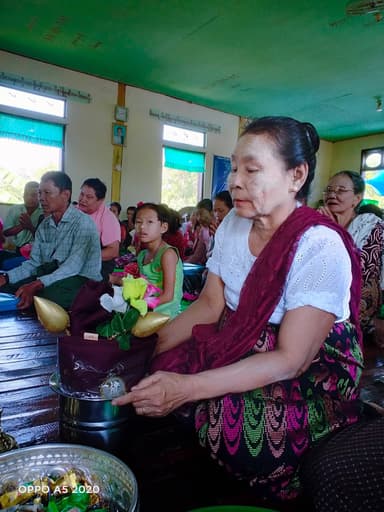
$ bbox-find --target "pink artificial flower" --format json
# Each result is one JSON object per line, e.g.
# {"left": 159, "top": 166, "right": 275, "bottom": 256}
{"left": 143, "top": 278, "right": 161, "bottom": 309}
{"left": 183, "top": 292, "right": 198, "bottom": 301}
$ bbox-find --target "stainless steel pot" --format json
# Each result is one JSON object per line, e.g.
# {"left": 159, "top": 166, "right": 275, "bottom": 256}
{"left": 50, "top": 372, "right": 132, "bottom": 429}
{"left": 50, "top": 372, "right": 134, "bottom": 453}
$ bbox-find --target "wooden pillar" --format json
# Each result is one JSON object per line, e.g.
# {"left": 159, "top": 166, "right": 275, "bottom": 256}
{"left": 111, "top": 82, "right": 126, "bottom": 202}
{"left": 238, "top": 116, "right": 250, "bottom": 136}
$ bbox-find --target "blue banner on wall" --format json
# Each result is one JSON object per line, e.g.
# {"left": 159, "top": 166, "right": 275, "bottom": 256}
{"left": 211, "top": 155, "right": 231, "bottom": 197}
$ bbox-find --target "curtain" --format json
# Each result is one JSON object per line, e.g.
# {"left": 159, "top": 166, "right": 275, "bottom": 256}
{"left": 164, "top": 146, "right": 205, "bottom": 172}
{"left": 0, "top": 113, "right": 63, "bottom": 147}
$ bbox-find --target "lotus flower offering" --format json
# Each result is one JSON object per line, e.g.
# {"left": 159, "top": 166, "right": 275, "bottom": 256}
{"left": 33, "top": 296, "right": 70, "bottom": 333}
{"left": 54, "top": 276, "right": 167, "bottom": 398}
{"left": 96, "top": 275, "right": 169, "bottom": 349}
{"left": 33, "top": 276, "right": 167, "bottom": 398}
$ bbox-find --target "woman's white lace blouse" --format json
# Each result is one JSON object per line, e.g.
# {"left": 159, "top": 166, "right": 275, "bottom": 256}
{"left": 206, "top": 209, "right": 352, "bottom": 323}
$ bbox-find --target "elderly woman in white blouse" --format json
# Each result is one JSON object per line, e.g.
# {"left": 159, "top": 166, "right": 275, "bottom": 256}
{"left": 113, "top": 117, "right": 364, "bottom": 502}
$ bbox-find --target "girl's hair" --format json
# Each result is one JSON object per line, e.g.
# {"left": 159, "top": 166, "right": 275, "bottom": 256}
{"left": 110, "top": 201, "right": 122, "bottom": 215}
{"left": 214, "top": 190, "right": 233, "bottom": 209}
{"left": 166, "top": 208, "right": 182, "bottom": 234}
{"left": 241, "top": 116, "right": 320, "bottom": 200}
{"left": 133, "top": 202, "right": 169, "bottom": 225}
{"left": 197, "top": 207, "right": 212, "bottom": 227}
{"left": 197, "top": 198, "right": 213, "bottom": 212}
{"left": 333, "top": 170, "right": 365, "bottom": 195}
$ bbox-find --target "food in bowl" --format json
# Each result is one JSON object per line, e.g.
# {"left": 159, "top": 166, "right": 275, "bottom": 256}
{"left": 0, "top": 468, "right": 108, "bottom": 511}
{"left": 0, "top": 444, "right": 137, "bottom": 512}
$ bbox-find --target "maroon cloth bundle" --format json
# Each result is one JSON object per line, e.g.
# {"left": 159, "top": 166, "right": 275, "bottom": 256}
{"left": 70, "top": 280, "right": 114, "bottom": 336}
{"left": 58, "top": 334, "right": 156, "bottom": 395}
{"left": 63, "top": 280, "right": 156, "bottom": 395}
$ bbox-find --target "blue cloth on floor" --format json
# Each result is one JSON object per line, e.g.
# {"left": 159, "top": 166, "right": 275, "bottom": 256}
{"left": 0, "top": 293, "right": 20, "bottom": 312}
{"left": 182, "top": 263, "right": 206, "bottom": 296}
{"left": 2, "top": 256, "right": 27, "bottom": 271}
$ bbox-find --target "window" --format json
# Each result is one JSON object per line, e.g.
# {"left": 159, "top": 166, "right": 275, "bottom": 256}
{"left": 0, "top": 86, "right": 65, "bottom": 204}
{"left": 361, "top": 147, "right": 384, "bottom": 208}
{"left": 163, "top": 124, "right": 205, "bottom": 147}
{"left": 0, "top": 85, "right": 65, "bottom": 117}
{"left": 161, "top": 125, "right": 205, "bottom": 210}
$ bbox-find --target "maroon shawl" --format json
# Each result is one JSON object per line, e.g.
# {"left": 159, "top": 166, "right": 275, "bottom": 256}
{"left": 151, "top": 206, "right": 362, "bottom": 374}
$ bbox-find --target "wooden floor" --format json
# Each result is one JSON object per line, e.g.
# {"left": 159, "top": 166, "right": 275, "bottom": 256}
{"left": 0, "top": 310, "right": 59, "bottom": 446}
{"left": 1, "top": 309, "right": 384, "bottom": 512}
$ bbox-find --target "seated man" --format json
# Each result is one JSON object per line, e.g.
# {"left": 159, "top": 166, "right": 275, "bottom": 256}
{"left": 0, "top": 171, "right": 102, "bottom": 310}
{"left": 78, "top": 178, "right": 121, "bottom": 280}
{"left": 0, "top": 181, "right": 43, "bottom": 268}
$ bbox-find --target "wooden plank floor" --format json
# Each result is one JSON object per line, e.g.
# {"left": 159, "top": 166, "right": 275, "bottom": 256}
{"left": 0, "top": 309, "right": 383, "bottom": 511}
{"left": 0, "top": 310, "right": 60, "bottom": 447}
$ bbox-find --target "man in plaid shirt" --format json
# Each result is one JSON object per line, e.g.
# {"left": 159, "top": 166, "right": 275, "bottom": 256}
{"left": 0, "top": 171, "right": 102, "bottom": 309}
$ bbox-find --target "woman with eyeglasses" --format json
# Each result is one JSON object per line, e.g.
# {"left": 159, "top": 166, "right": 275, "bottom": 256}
{"left": 319, "top": 170, "right": 384, "bottom": 342}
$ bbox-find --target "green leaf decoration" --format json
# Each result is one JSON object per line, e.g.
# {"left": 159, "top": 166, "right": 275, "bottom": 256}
{"left": 95, "top": 308, "right": 140, "bottom": 350}
{"left": 111, "top": 312, "right": 124, "bottom": 332}
{"left": 117, "top": 333, "right": 131, "bottom": 350}
{"left": 122, "top": 308, "right": 140, "bottom": 330}
{"left": 96, "top": 321, "right": 113, "bottom": 338}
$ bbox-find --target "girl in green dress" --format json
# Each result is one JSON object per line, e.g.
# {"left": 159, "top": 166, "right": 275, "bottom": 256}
{"left": 135, "top": 203, "right": 183, "bottom": 318}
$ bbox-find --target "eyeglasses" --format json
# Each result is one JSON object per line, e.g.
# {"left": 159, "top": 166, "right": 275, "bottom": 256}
{"left": 323, "top": 186, "right": 354, "bottom": 196}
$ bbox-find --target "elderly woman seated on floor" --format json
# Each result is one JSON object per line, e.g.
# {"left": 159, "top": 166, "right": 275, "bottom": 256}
{"left": 318, "top": 170, "right": 384, "bottom": 344}
{"left": 112, "top": 116, "right": 364, "bottom": 504}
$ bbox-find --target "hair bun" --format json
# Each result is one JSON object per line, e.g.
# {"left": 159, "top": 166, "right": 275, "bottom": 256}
{"left": 303, "top": 122, "right": 320, "bottom": 153}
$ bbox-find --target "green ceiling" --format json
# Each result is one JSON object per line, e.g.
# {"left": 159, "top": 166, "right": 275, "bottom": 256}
{"left": 1, "top": 0, "right": 384, "bottom": 141}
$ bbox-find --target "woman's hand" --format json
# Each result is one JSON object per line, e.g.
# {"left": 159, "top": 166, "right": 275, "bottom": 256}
{"left": 112, "top": 371, "right": 193, "bottom": 416}
{"left": 317, "top": 205, "right": 339, "bottom": 223}
{"left": 209, "top": 219, "right": 219, "bottom": 237}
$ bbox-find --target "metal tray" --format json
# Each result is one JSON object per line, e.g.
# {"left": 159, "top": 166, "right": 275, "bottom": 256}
{"left": 0, "top": 443, "right": 138, "bottom": 511}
